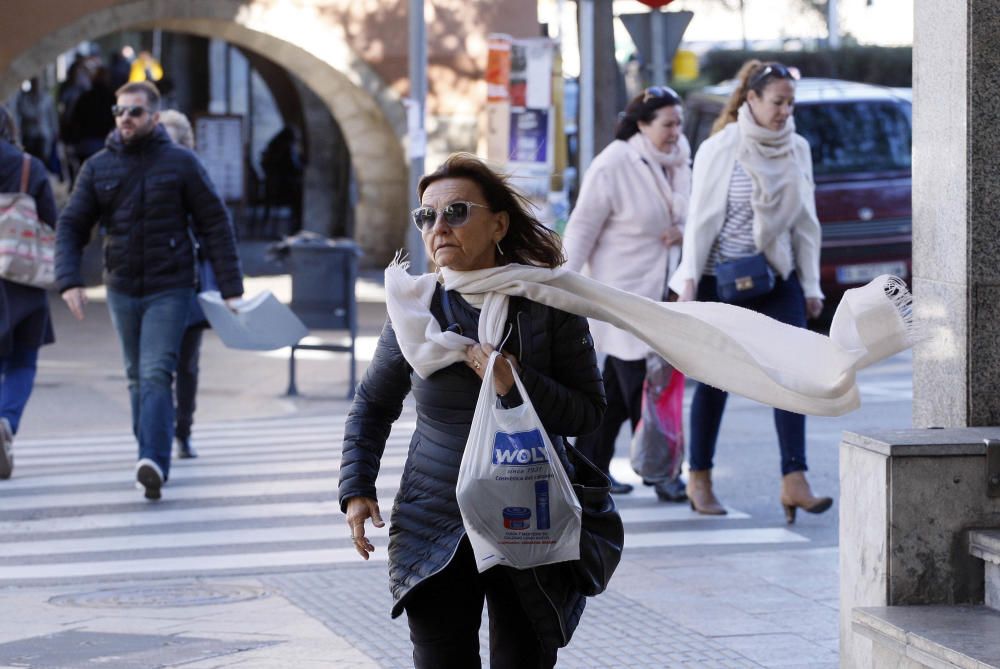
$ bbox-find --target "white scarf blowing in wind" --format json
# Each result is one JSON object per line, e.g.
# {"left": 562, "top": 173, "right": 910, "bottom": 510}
{"left": 384, "top": 256, "right": 917, "bottom": 417}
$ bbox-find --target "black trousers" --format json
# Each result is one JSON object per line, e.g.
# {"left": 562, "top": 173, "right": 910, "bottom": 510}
{"left": 174, "top": 326, "right": 203, "bottom": 440}
{"left": 405, "top": 538, "right": 557, "bottom": 669}
{"left": 574, "top": 355, "right": 647, "bottom": 475}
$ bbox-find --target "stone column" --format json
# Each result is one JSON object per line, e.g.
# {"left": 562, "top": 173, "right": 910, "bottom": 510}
{"left": 913, "top": 0, "right": 1000, "bottom": 427}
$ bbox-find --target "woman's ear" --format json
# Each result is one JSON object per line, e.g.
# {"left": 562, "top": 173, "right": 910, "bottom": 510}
{"left": 746, "top": 88, "right": 760, "bottom": 105}
{"left": 495, "top": 211, "right": 510, "bottom": 241}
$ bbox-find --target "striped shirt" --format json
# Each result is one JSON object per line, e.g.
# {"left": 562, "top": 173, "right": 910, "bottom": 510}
{"left": 705, "top": 161, "right": 756, "bottom": 275}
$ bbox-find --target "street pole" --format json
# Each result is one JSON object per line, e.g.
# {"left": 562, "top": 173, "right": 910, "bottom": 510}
{"left": 827, "top": 0, "right": 841, "bottom": 48}
{"left": 579, "top": 0, "right": 595, "bottom": 177}
{"left": 650, "top": 8, "right": 666, "bottom": 86}
{"left": 407, "top": 0, "right": 427, "bottom": 272}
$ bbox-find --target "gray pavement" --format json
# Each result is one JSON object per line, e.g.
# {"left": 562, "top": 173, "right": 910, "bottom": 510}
{"left": 0, "top": 275, "right": 910, "bottom": 667}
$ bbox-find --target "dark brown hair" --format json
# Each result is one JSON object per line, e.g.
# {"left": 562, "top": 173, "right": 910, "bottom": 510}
{"left": 0, "top": 105, "right": 18, "bottom": 145}
{"left": 115, "top": 80, "right": 161, "bottom": 110}
{"left": 417, "top": 153, "right": 565, "bottom": 268}
{"left": 711, "top": 60, "right": 793, "bottom": 135}
{"left": 614, "top": 87, "right": 683, "bottom": 141}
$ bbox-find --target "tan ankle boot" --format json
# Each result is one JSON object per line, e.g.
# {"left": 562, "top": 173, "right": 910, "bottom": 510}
{"left": 688, "top": 469, "right": 726, "bottom": 515}
{"left": 780, "top": 471, "right": 833, "bottom": 524}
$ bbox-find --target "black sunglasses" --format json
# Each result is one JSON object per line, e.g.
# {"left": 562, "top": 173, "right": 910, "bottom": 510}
{"left": 411, "top": 201, "right": 491, "bottom": 231}
{"left": 642, "top": 85, "right": 680, "bottom": 104}
{"left": 748, "top": 64, "right": 801, "bottom": 90}
{"left": 111, "top": 104, "right": 150, "bottom": 118}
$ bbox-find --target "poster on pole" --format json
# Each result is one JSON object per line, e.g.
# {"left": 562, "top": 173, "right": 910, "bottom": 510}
{"left": 508, "top": 108, "right": 554, "bottom": 201}
{"left": 194, "top": 114, "right": 244, "bottom": 203}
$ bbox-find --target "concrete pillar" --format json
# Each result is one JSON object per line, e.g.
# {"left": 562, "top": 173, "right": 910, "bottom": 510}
{"left": 913, "top": 1, "right": 1000, "bottom": 428}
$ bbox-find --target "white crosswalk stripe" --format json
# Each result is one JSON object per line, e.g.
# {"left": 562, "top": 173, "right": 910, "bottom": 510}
{"left": 0, "top": 409, "right": 807, "bottom": 585}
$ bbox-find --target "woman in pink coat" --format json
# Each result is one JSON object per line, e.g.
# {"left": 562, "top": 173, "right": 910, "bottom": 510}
{"left": 563, "top": 87, "right": 691, "bottom": 497}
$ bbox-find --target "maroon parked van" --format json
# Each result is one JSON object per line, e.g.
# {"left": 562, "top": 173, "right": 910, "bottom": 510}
{"left": 683, "top": 78, "right": 912, "bottom": 314}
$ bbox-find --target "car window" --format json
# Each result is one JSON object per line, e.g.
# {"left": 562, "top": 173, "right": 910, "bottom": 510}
{"left": 794, "top": 101, "right": 912, "bottom": 176}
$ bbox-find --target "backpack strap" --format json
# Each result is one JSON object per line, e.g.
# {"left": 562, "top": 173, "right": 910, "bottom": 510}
{"left": 19, "top": 154, "right": 31, "bottom": 194}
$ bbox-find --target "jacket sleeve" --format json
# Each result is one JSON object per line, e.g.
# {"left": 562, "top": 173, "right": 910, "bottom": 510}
{"left": 181, "top": 152, "right": 244, "bottom": 299}
{"left": 562, "top": 164, "right": 614, "bottom": 273}
{"left": 338, "top": 318, "right": 413, "bottom": 510}
{"left": 55, "top": 160, "right": 100, "bottom": 292}
{"left": 791, "top": 139, "right": 824, "bottom": 299}
{"left": 668, "top": 139, "right": 716, "bottom": 294}
{"left": 512, "top": 309, "right": 606, "bottom": 437}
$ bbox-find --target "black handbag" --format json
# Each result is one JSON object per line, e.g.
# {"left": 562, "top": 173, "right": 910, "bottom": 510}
{"left": 715, "top": 253, "right": 775, "bottom": 303}
{"left": 564, "top": 445, "right": 624, "bottom": 597}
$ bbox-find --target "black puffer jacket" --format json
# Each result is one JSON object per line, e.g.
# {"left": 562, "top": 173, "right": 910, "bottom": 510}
{"left": 339, "top": 286, "right": 607, "bottom": 652}
{"left": 55, "top": 125, "right": 242, "bottom": 298}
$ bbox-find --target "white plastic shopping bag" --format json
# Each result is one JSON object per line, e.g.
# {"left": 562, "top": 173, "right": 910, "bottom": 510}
{"left": 456, "top": 351, "right": 582, "bottom": 571}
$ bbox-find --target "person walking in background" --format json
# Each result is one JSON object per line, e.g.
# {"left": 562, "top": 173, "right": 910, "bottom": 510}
{"left": 14, "top": 78, "right": 59, "bottom": 166}
{"left": 669, "top": 60, "right": 831, "bottom": 523}
{"left": 159, "top": 109, "right": 218, "bottom": 460}
{"left": 340, "top": 154, "right": 606, "bottom": 667}
{"left": 55, "top": 82, "right": 243, "bottom": 500}
{"left": 69, "top": 66, "right": 116, "bottom": 165}
{"left": 0, "top": 105, "right": 58, "bottom": 479}
{"left": 260, "top": 126, "right": 303, "bottom": 236}
{"left": 562, "top": 86, "right": 691, "bottom": 497}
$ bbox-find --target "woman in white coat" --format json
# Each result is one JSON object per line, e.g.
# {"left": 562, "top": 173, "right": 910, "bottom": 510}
{"left": 669, "top": 60, "right": 832, "bottom": 523}
{"left": 564, "top": 87, "right": 691, "bottom": 497}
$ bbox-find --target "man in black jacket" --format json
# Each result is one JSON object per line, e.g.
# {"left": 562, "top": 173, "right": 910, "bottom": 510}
{"left": 55, "top": 81, "right": 243, "bottom": 501}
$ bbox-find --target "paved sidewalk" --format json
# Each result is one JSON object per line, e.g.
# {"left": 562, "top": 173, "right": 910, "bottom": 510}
{"left": 0, "top": 276, "right": 842, "bottom": 668}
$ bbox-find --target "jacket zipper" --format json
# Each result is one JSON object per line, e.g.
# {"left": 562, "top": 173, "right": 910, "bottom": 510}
{"left": 532, "top": 567, "right": 568, "bottom": 646}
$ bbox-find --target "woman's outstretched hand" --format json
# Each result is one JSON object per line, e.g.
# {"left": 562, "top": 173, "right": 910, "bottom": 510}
{"left": 465, "top": 344, "right": 520, "bottom": 396}
{"left": 345, "top": 496, "right": 384, "bottom": 560}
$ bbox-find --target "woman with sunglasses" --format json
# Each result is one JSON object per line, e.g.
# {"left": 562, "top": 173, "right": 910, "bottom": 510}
{"left": 562, "top": 86, "right": 691, "bottom": 500}
{"left": 668, "top": 60, "right": 831, "bottom": 523}
{"left": 339, "top": 153, "right": 607, "bottom": 667}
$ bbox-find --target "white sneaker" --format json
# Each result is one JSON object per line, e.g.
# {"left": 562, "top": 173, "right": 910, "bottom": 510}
{"left": 0, "top": 418, "right": 12, "bottom": 480}
{"left": 135, "top": 458, "right": 164, "bottom": 500}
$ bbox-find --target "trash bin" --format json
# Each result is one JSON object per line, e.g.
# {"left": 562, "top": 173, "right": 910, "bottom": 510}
{"left": 283, "top": 234, "right": 361, "bottom": 330}
{"left": 273, "top": 233, "right": 363, "bottom": 398}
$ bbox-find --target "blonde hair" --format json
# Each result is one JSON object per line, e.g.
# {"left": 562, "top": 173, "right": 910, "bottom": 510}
{"left": 159, "top": 109, "right": 194, "bottom": 149}
{"left": 711, "top": 59, "right": 777, "bottom": 135}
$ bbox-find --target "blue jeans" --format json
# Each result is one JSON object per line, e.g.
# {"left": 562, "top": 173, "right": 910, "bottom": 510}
{"left": 0, "top": 344, "right": 39, "bottom": 434}
{"left": 688, "top": 273, "right": 808, "bottom": 476}
{"left": 107, "top": 287, "right": 193, "bottom": 478}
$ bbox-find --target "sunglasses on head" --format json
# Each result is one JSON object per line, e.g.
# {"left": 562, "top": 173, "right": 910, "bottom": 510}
{"left": 642, "top": 85, "right": 680, "bottom": 104}
{"left": 111, "top": 104, "right": 150, "bottom": 118}
{"left": 411, "top": 200, "right": 491, "bottom": 231}
{"left": 748, "top": 63, "right": 801, "bottom": 90}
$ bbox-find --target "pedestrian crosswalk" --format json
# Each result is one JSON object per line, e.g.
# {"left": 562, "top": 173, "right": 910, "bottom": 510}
{"left": 0, "top": 410, "right": 807, "bottom": 586}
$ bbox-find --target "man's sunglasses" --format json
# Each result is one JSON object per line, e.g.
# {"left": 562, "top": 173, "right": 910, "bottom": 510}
{"left": 111, "top": 105, "right": 151, "bottom": 118}
{"left": 411, "top": 201, "right": 491, "bottom": 231}
{"left": 642, "top": 85, "right": 680, "bottom": 104}
{"left": 748, "top": 63, "right": 801, "bottom": 90}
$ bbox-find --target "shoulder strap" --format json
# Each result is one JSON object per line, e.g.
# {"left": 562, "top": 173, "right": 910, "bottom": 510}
{"left": 19, "top": 154, "right": 31, "bottom": 194}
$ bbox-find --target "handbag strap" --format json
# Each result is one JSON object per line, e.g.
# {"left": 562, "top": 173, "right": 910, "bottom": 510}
{"left": 19, "top": 154, "right": 31, "bottom": 194}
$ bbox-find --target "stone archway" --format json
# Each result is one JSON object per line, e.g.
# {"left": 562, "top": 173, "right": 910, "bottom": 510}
{"left": 0, "top": 0, "right": 408, "bottom": 265}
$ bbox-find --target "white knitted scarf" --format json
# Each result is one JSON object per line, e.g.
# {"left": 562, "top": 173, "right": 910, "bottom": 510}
{"left": 736, "top": 103, "right": 818, "bottom": 251}
{"left": 384, "top": 257, "right": 917, "bottom": 417}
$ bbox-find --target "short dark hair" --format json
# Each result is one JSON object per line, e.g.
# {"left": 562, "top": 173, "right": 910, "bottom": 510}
{"left": 614, "top": 87, "right": 683, "bottom": 141}
{"left": 417, "top": 153, "right": 566, "bottom": 269}
{"left": 115, "top": 81, "right": 161, "bottom": 110}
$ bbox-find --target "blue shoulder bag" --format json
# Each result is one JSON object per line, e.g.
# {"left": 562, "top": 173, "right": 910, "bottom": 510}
{"left": 714, "top": 253, "right": 775, "bottom": 303}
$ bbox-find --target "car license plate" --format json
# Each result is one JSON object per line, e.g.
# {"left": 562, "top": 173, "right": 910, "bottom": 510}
{"left": 836, "top": 262, "right": 908, "bottom": 285}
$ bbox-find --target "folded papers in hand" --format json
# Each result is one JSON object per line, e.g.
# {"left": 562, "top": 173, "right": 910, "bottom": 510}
{"left": 198, "top": 290, "right": 308, "bottom": 350}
